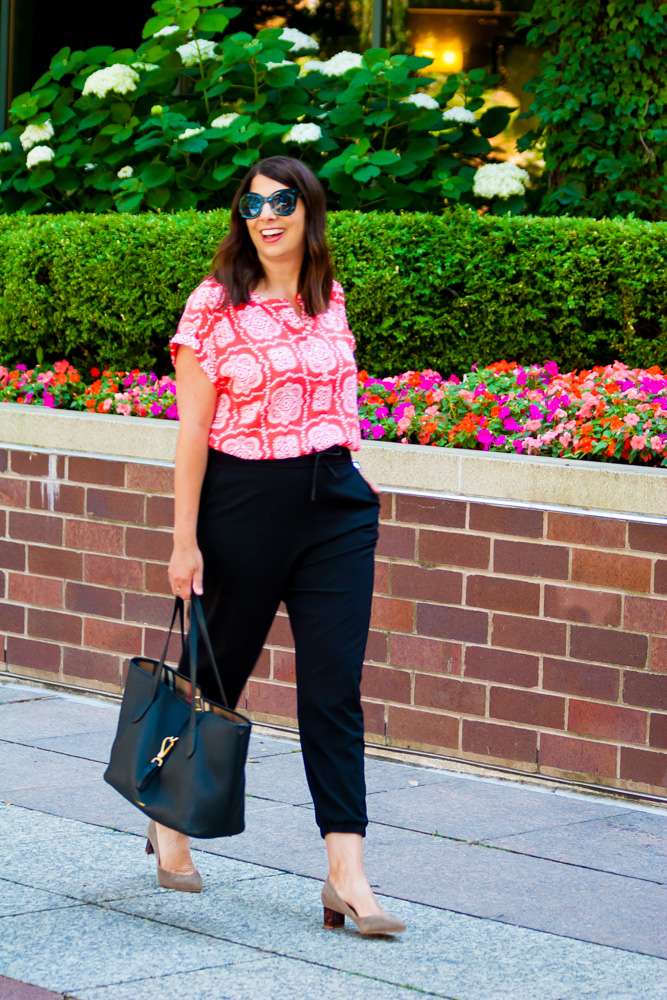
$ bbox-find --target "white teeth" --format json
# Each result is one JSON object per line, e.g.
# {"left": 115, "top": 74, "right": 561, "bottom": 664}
{"left": 262, "top": 229, "right": 283, "bottom": 236}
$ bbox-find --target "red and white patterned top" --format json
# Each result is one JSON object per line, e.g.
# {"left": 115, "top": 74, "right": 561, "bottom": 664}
{"left": 170, "top": 277, "right": 361, "bottom": 460}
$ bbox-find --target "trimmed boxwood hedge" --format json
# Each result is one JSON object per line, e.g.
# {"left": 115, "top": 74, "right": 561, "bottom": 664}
{"left": 1, "top": 209, "right": 667, "bottom": 376}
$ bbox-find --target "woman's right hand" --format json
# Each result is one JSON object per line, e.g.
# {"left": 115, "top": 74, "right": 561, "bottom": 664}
{"left": 168, "top": 543, "right": 204, "bottom": 600}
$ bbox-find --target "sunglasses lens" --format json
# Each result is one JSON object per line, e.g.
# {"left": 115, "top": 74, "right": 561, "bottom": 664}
{"left": 272, "top": 190, "right": 297, "bottom": 215}
{"left": 239, "top": 194, "right": 261, "bottom": 219}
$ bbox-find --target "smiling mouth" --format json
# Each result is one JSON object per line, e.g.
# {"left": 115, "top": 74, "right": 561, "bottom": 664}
{"left": 260, "top": 229, "right": 284, "bottom": 243}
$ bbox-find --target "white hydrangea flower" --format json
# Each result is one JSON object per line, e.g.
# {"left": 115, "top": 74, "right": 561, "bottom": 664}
{"left": 150, "top": 105, "right": 164, "bottom": 116}
{"left": 301, "top": 51, "right": 362, "bottom": 77}
{"left": 178, "top": 126, "right": 205, "bottom": 140}
{"left": 154, "top": 25, "right": 179, "bottom": 37}
{"left": 282, "top": 123, "right": 322, "bottom": 144}
{"left": 83, "top": 162, "right": 96, "bottom": 171}
{"left": 26, "top": 145, "right": 55, "bottom": 169}
{"left": 442, "top": 106, "right": 477, "bottom": 125}
{"left": 117, "top": 166, "right": 133, "bottom": 178}
{"left": 0, "top": 141, "right": 12, "bottom": 154}
{"left": 402, "top": 93, "right": 439, "bottom": 110}
{"left": 280, "top": 27, "right": 319, "bottom": 52}
{"left": 266, "top": 60, "right": 294, "bottom": 70}
{"left": 132, "top": 62, "right": 159, "bottom": 72}
{"left": 211, "top": 113, "right": 240, "bottom": 128}
{"left": 82, "top": 64, "right": 139, "bottom": 99}
{"left": 20, "top": 120, "right": 54, "bottom": 151}
{"left": 177, "top": 39, "right": 219, "bottom": 67}
{"left": 473, "top": 161, "right": 530, "bottom": 200}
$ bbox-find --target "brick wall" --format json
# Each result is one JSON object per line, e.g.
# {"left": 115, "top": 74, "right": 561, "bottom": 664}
{"left": 1, "top": 446, "right": 666, "bottom": 797}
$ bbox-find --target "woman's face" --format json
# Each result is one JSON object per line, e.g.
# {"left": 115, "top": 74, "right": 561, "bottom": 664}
{"left": 244, "top": 173, "right": 307, "bottom": 264}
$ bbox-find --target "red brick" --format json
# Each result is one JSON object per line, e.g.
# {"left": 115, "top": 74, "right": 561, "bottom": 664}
{"left": 29, "top": 480, "right": 84, "bottom": 515}
{"left": 0, "top": 540, "right": 26, "bottom": 571}
{"left": 465, "top": 646, "right": 539, "bottom": 687}
{"left": 8, "top": 511, "right": 63, "bottom": 546}
{"left": 266, "top": 612, "right": 293, "bottom": 648}
{"left": 29, "top": 545, "right": 82, "bottom": 580}
{"left": 466, "top": 575, "right": 539, "bottom": 615}
{"left": 65, "top": 582, "right": 122, "bottom": 619}
{"left": 490, "top": 687, "right": 565, "bottom": 729}
{"left": 0, "top": 603, "right": 24, "bottom": 633}
{"left": 28, "top": 608, "right": 82, "bottom": 644}
{"left": 571, "top": 549, "right": 651, "bottom": 593}
{"left": 568, "top": 700, "right": 647, "bottom": 744}
{"left": 8, "top": 574, "right": 63, "bottom": 609}
{"left": 570, "top": 626, "right": 648, "bottom": 669}
{"left": 543, "top": 658, "right": 620, "bottom": 701}
{"left": 0, "top": 477, "right": 27, "bottom": 507}
{"left": 66, "top": 519, "right": 124, "bottom": 555}
{"left": 365, "top": 629, "right": 387, "bottom": 662}
{"left": 124, "top": 592, "right": 174, "bottom": 627}
{"left": 143, "top": 626, "right": 183, "bottom": 664}
{"left": 628, "top": 521, "right": 667, "bottom": 555}
{"left": 652, "top": 636, "right": 667, "bottom": 673}
{"left": 371, "top": 596, "right": 414, "bottom": 633}
{"left": 379, "top": 492, "right": 393, "bottom": 521}
{"left": 469, "top": 503, "right": 543, "bottom": 539}
{"left": 544, "top": 585, "right": 621, "bottom": 627}
{"left": 376, "top": 523, "right": 415, "bottom": 560}
{"left": 547, "top": 512, "right": 626, "bottom": 549}
{"left": 68, "top": 455, "right": 125, "bottom": 486}
{"left": 395, "top": 494, "right": 466, "bottom": 528}
{"left": 0, "top": 508, "right": 5, "bottom": 534}
{"left": 387, "top": 705, "right": 459, "bottom": 750}
{"left": 374, "top": 559, "right": 390, "bottom": 594}
{"left": 540, "top": 734, "right": 617, "bottom": 779}
{"left": 0, "top": 449, "right": 7, "bottom": 473}
{"left": 85, "top": 553, "right": 143, "bottom": 590}
{"left": 87, "top": 488, "right": 145, "bottom": 524}
{"left": 146, "top": 495, "right": 174, "bottom": 528}
{"left": 619, "top": 746, "right": 667, "bottom": 789}
{"left": 362, "top": 699, "right": 385, "bottom": 736}
{"left": 247, "top": 679, "right": 297, "bottom": 719}
{"left": 62, "top": 646, "right": 121, "bottom": 686}
{"left": 462, "top": 719, "right": 537, "bottom": 763}
{"left": 10, "top": 450, "right": 57, "bottom": 477}
{"left": 392, "top": 563, "right": 462, "bottom": 604}
{"left": 655, "top": 560, "right": 667, "bottom": 595}
{"left": 362, "top": 664, "right": 412, "bottom": 704}
{"left": 84, "top": 618, "right": 143, "bottom": 654}
{"left": 419, "top": 530, "right": 490, "bottom": 570}
{"left": 417, "top": 603, "right": 488, "bottom": 643}
{"left": 126, "top": 463, "right": 173, "bottom": 493}
{"left": 625, "top": 595, "right": 667, "bottom": 635}
{"left": 251, "top": 647, "right": 271, "bottom": 679}
{"left": 125, "top": 526, "right": 172, "bottom": 561}
{"left": 145, "top": 561, "right": 171, "bottom": 595}
{"left": 390, "top": 633, "right": 462, "bottom": 675}
{"left": 494, "top": 539, "right": 569, "bottom": 580}
{"left": 0, "top": 570, "right": 4, "bottom": 599}
{"left": 6, "top": 636, "right": 60, "bottom": 673}
{"left": 272, "top": 649, "right": 295, "bottom": 682}
{"left": 649, "top": 714, "right": 667, "bottom": 750}
{"left": 623, "top": 671, "right": 667, "bottom": 711}
{"left": 492, "top": 614, "right": 566, "bottom": 655}
{"left": 415, "top": 674, "right": 486, "bottom": 715}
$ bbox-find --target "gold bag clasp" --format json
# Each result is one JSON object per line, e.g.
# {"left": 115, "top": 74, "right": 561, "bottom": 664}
{"left": 151, "top": 736, "right": 179, "bottom": 767}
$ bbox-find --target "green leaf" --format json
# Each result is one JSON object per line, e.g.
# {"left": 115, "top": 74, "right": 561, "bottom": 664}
{"left": 477, "top": 105, "right": 514, "bottom": 138}
{"left": 365, "top": 109, "right": 394, "bottom": 126}
{"left": 84, "top": 45, "right": 115, "bottom": 63}
{"left": 352, "top": 164, "right": 380, "bottom": 181}
{"left": 197, "top": 9, "right": 230, "bottom": 31}
{"left": 178, "top": 136, "right": 208, "bottom": 153}
{"left": 145, "top": 185, "right": 171, "bottom": 209}
{"left": 28, "top": 168, "right": 55, "bottom": 189}
{"left": 232, "top": 147, "right": 260, "bottom": 167}
{"left": 212, "top": 163, "right": 237, "bottom": 181}
{"left": 78, "top": 110, "right": 109, "bottom": 131}
{"left": 580, "top": 110, "right": 605, "bottom": 130}
{"left": 116, "top": 191, "right": 144, "bottom": 213}
{"left": 140, "top": 162, "right": 175, "bottom": 188}
{"left": 52, "top": 167, "right": 80, "bottom": 192}
{"left": 369, "top": 150, "right": 401, "bottom": 166}
{"left": 176, "top": 9, "right": 200, "bottom": 31}
{"left": 142, "top": 15, "right": 174, "bottom": 39}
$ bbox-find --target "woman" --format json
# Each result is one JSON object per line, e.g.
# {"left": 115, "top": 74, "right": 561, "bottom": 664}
{"left": 155, "top": 155, "right": 405, "bottom": 936}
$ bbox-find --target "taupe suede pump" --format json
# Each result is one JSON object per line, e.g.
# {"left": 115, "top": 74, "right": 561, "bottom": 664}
{"left": 145, "top": 820, "right": 202, "bottom": 893}
{"left": 321, "top": 877, "right": 406, "bottom": 935}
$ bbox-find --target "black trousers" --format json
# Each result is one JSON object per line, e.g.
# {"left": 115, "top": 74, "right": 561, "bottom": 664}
{"left": 181, "top": 446, "right": 379, "bottom": 838}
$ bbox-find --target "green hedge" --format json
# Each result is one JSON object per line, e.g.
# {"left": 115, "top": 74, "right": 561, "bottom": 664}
{"left": 2, "top": 209, "right": 667, "bottom": 376}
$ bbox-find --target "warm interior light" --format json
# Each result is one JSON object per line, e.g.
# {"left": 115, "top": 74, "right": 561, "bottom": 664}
{"left": 442, "top": 49, "right": 459, "bottom": 67}
{"left": 413, "top": 31, "right": 463, "bottom": 74}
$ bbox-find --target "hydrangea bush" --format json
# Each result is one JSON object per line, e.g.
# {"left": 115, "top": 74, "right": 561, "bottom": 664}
{"left": 0, "top": 0, "right": 514, "bottom": 214}
{"left": 3, "top": 357, "right": 667, "bottom": 468}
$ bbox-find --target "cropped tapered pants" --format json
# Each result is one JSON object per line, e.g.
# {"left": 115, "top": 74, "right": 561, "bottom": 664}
{"left": 181, "top": 446, "right": 379, "bottom": 838}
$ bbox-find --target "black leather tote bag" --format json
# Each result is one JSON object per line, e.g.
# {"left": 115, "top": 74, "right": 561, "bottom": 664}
{"left": 104, "top": 594, "right": 251, "bottom": 838}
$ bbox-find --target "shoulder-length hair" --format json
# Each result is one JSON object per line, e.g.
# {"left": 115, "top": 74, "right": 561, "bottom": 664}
{"left": 211, "top": 156, "right": 333, "bottom": 317}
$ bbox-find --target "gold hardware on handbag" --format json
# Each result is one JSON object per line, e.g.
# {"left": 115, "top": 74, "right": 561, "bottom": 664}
{"left": 151, "top": 736, "right": 179, "bottom": 767}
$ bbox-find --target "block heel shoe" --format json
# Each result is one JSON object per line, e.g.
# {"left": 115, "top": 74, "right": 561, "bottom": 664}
{"left": 321, "top": 877, "right": 406, "bottom": 935}
{"left": 145, "top": 819, "right": 202, "bottom": 893}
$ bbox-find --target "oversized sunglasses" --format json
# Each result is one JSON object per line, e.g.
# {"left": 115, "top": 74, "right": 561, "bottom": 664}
{"left": 238, "top": 188, "right": 301, "bottom": 219}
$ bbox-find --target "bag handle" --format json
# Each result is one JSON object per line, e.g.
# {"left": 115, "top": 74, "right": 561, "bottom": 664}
{"left": 190, "top": 594, "right": 228, "bottom": 708}
{"left": 185, "top": 594, "right": 229, "bottom": 758}
{"left": 135, "top": 597, "right": 186, "bottom": 721}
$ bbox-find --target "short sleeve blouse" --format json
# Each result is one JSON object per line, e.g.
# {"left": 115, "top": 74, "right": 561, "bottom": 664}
{"left": 170, "top": 277, "right": 361, "bottom": 460}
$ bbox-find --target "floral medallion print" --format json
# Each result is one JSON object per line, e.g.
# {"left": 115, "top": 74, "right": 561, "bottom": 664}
{"left": 171, "top": 277, "right": 359, "bottom": 458}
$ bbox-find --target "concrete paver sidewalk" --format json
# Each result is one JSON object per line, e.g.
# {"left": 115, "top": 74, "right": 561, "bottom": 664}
{"left": 0, "top": 679, "right": 666, "bottom": 1000}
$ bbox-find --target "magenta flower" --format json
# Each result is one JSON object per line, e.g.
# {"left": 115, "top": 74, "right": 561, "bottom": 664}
{"left": 42, "top": 390, "right": 55, "bottom": 408}
{"left": 371, "top": 425, "right": 385, "bottom": 440}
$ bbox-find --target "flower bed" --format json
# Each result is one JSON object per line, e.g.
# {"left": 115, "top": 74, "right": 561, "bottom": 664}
{"left": 2, "top": 359, "right": 667, "bottom": 468}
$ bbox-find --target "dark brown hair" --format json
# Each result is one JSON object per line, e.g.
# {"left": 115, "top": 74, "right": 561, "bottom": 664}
{"left": 211, "top": 156, "right": 333, "bottom": 317}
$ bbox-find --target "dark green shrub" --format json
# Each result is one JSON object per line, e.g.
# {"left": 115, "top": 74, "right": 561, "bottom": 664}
{"left": 2, "top": 210, "right": 667, "bottom": 376}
